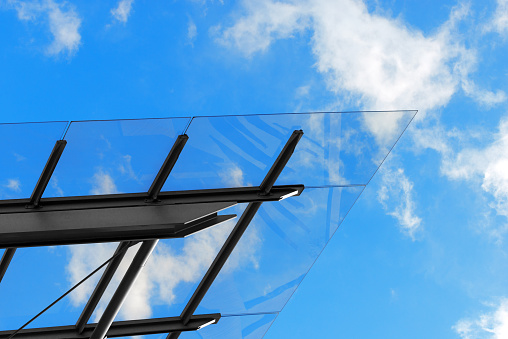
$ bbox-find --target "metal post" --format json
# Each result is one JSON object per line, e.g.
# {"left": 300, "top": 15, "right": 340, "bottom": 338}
{"left": 75, "top": 241, "right": 131, "bottom": 333}
{"left": 0, "top": 248, "right": 16, "bottom": 284}
{"left": 89, "top": 240, "right": 158, "bottom": 339}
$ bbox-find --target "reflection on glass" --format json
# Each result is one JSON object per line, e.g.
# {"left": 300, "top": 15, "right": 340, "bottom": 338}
{"left": 0, "top": 121, "right": 68, "bottom": 200}
{"left": 196, "top": 186, "right": 363, "bottom": 316}
{"left": 51, "top": 118, "right": 190, "bottom": 197}
{"left": 165, "top": 111, "right": 415, "bottom": 191}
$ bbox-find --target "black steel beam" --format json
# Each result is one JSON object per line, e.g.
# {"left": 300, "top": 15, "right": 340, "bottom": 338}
{"left": 75, "top": 241, "right": 131, "bottom": 334}
{"left": 167, "top": 130, "right": 304, "bottom": 339}
{"left": 259, "top": 130, "right": 303, "bottom": 195}
{"left": 0, "top": 248, "right": 16, "bottom": 284}
{"left": 89, "top": 240, "right": 159, "bottom": 339}
{"left": 0, "top": 201, "right": 236, "bottom": 249}
{"left": 28, "top": 140, "right": 67, "bottom": 208}
{"left": 0, "top": 185, "right": 303, "bottom": 214}
{"left": 0, "top": 313, "right": 220, "bottom": 338}
{"left": 148, "top": 134, "right": 188, "bottom": 201}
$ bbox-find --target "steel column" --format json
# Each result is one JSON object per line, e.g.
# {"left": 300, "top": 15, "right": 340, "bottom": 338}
{"left": 89, "top": 239, "right": 159, "bottom": 339}
{"left": 0, "top": 248, "right": 16, "bottom": 284}
{"left": 75, "top": 241, "right": 131, "bottom": 333}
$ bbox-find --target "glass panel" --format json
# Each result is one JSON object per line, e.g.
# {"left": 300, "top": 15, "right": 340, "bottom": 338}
{"left": 196, "top": 186, "right": 364, "bottom": 316}
{"left": 0, "top": 245, "right": 86, "bottom": 330}
{"left": 179, "top": 313, "right": 277, "bottom": 339}
{"left": 165, "top": 111, "right": 415, "bottom": 191}
{"left": 50, "top": 118, "right": 190, "bottom": 197}
{"left": 0, "top": 121, "right": 68, "bottom": 200}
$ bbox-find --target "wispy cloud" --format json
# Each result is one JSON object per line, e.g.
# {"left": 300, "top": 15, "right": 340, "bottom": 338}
{"left": 219, "top": 164, "right": 245, "bottom": 187}
{"left": 5, "top": 179, "right": 21, "bottom": 192}
{"left": 111, "top": 0, "right": 134, "bottom": 24}
{"left": 441, "top": 118, "right": 508, "bottom": 240}
{"left": 454, "top": 298, "right": 508, "bottom": 339}
{"left": 484, "top": 0, "right": 508, "bottom": 36}
{"left": 90, "top": 170, "right": 118, "bottom": 195}
{"left": 215, "top": 1, "right": 505, "bottom": 145}
{"left": 378, "top": 167, "right": 422, "bottom": 239}
{"left": 187, "top": 16, "right": 197, "bottom": 46}
{"left": 9, "top": 0, "right": 81, "bottom": 57}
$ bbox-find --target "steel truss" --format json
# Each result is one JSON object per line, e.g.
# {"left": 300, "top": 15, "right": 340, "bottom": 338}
{"left": 0, "top": 130, "right": 304, "bottom": 339}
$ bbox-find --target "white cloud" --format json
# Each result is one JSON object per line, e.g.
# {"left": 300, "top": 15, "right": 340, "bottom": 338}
{"left": 441, "top": 117, "right": 508, "bottom": 240}
{"left": 462, "top": 79, "right": 507, "bottom": 108}
{"left": 66, "top": 209, "right": 261, "bottom": 321}
{"left": 111, "top": 0, "right": 134, "bottom": 24}
{"left": 215, "top": 0, "right": 504, "bottom": 145}
{"left": 187, "top": 17, "right": 197, "bottom": 45}
{"left": 454, "top": 298, "right": 508, "bottom": 339}
{"left": 219, "top": 164, "right": 245, "bottom": 187}
{"left": 215, "top": 0, "right": 308, "bottom": 56}
{"left": 5, "top": 179, "right": 21, "bottom": 192}
{"left": 90, "top": 170, "right": 118, "bottom": 195}
{"left": 485, "top": 0, "right": 508, "bottom": 36}
{"left": 295, "top": 85, "right": 310, "bottom": 98}
{"left": 9, "top": 0, "right": 81, "bottom": 57}
{"left": 442, "top": 119, "right": 508, "bottom": 216}
{"left": 378, "top": 167, "right": 422, "bottom": 239}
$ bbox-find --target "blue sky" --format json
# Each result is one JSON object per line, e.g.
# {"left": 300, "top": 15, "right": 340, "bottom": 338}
{"left": 1, "top": 0, "right": 508, "bottom": 338}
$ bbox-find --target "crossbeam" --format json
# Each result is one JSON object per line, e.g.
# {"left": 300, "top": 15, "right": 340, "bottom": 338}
{"left": 0, "top": 185, "right": 303, "bottom": 214}
{"left": 0, "top": 186, "right": 303, "bottom": 249}
{"left": 0, "top": 313, "right": 220, "bottom": 339}
{"left": 0, "top": 201, "right": 237, "bottom": 248}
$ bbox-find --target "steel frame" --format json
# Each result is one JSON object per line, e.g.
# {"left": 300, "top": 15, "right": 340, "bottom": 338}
{"left": 0, "top": 130, "right": 305, "bottom": 339}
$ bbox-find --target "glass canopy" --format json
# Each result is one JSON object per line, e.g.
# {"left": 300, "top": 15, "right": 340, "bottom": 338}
{"left": 0, "top": 111, "right": 416, "bottom": 339}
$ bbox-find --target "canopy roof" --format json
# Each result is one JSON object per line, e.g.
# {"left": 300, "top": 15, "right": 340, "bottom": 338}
{"left": 0, "top": 111, "right": 416, "bottom": 339}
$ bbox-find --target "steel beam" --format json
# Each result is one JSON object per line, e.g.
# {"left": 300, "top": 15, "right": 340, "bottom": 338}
{"left": 75, "top": 241, "right": 131, "bottom": 333}
{"left": 28, "top": 140, "right": 67, "bottom": 208}
{"left": 0, "top": 313, "right": 220, "bottom": 339}
{"left": 0, "top": 185, "right": 303, "bottom": 214}
{"left": 0, "top": 201, "right": 236, "bottom": 248}
{"left": 89, "top": 240, "right": 159, "bottom": 339}
{"left": 167, "top": 130, "right": 304, "bottom": 339}
{"left": 0, "top": 248, "right": 16, "bottom": 284}
{"left": 148, "top": 134, "right": 188, "bottom": 201}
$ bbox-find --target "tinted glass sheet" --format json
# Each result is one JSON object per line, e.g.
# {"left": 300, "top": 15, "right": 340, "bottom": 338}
{"left": 196, "top": 186, "right": 363, "bottom": 316}
{"left": 164, "top": 111, "right": 415, "bottom": 191}
{"left": 0, "top": 121, "right": 68, "bottom": 200}
{"left": 50, "top": 118, "right": 190, "bottom": 197}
